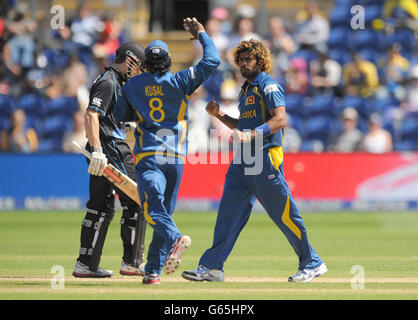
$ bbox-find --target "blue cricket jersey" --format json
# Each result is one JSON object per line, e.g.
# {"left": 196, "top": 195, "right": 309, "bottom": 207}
{"left": 237, "top": 71, "right": 286, "bottom": 150}
{"left": 114, "top": 32, "right": 220, "bottom": 164}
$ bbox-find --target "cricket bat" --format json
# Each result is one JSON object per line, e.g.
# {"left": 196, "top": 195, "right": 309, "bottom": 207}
{"left": 72, "top": 141, "right": 141, "bottom": 205}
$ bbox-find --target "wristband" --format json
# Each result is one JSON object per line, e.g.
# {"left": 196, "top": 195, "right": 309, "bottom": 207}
{"left": 245, "top": 131, "right": 252, "bottom": 142}
{"left": 255, "top": 123, "right": 272, "bottom": 137}
{"left": 92, "top": 146, "right": 103, "bottom": 153}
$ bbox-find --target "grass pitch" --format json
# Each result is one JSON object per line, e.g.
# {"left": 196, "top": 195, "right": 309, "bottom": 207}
{"left": 0, "top": 211, "right": 417, "bottom": 300}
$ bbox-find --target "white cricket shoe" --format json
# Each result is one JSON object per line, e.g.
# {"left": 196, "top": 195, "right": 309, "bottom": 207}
{"left": 72, "top": 261, "right": 113, "bottom": 278}
{"left": 163, "top": 235, "right": 191, "bottom": 274}
{"left": 120, "top": 261, "right": 145, "bottom": 276}
{"left": 288, "top": 263, "right": 328, "bottom": 282}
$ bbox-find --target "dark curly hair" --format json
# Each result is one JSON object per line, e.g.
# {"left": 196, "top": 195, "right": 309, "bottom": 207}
{"left": 144, "top": 58, "right": 172, "bottom": 75}
{"left": 232, "top": 39, "right": 271, "bottom": 74}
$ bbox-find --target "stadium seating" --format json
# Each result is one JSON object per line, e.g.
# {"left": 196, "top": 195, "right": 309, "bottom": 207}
{"left": 41, "top": 115, "right": 73, "bottom": 139}
{"left": 17, "top": 93, "right": 46, "bottom": 119}
{"left": 370, "top": 96, "right": 399, "bottom": 114}
{"left": 0, "top": 95, "right": 14, "bottom": 131}
{"left": 329, "top": 8, "right": 351, "bottom": 29}
{"left": 338, "top": 95, "right": 371, "bottom": 119}
{"left": 41, "top": 49, "right": 70, "bottom": 72}
{"left": 286, "top": 114, "right": 304, "bottom": 135}
{"left": 364, "top": 5, "right": 383, "bottom": 25}
{"left": 302, "top": 116, "right": 332, "bottom": 146}
{"left": 391, "top": 28, "right": 415, "bottom": 53}
{"left": 352, "top": 29, "right": 383, "bottom": 51}
{"left": 358, "top": 48, "right": 382, "bottom": 65}
{"left": 400, "top": 116, "right": 418, "bottom": 143}
{"left": 44, "top": 96, "right": 79, "bottom": 118}
{"left": 285, "top": 94, "right": 306, "bottom": 118}
{"left": 327, "top": 28, "right": 352, "bottom": 51}
{"left": 305, "top": 94, "right": 337, "bottom": 118}
{"left": 329, "top": 48, "right": 351, "bottom": 66}
{"left": 37, "top": 137, "right": 64, "bottom": 153}
{"left": 300, "top": 139, "right": 325, "bottom": 153}
{"left": 394, "top": 140, "right": 418, "bottom": 151}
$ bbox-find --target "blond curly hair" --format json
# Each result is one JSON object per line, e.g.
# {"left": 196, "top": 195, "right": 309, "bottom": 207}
{"left": 232, "top": 39, "right": 271, "bottom": 74}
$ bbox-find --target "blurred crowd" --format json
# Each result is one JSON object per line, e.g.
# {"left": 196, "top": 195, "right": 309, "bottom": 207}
{"left": 0, "top": 0, "right": 417, "bottom": 154}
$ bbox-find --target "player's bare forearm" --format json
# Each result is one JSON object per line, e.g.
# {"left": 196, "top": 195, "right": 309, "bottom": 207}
{"left": 206, "top": 100, "right": 238, "bottom": 129}
{"left": 251, "top": 106, "right": 286, "bottom": 139}
{"left": 215, "top": 112, "right": 239, "bottom": 130}
{"left": 85, "top": 109, "right": 102, "bottom": 148}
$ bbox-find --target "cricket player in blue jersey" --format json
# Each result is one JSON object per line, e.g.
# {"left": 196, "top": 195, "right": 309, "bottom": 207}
{"left": 182, "top": 39, "right": 327, "bottom": 283}
{"left": 114, "top": 17, "right": 220, "bottom": 284}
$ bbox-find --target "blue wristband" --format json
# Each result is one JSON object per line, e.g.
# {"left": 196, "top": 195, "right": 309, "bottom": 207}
{"left": 255, "top": 123, "right": 272, "bottom": 137}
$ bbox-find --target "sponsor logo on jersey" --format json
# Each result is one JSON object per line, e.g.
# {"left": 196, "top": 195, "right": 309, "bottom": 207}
{"left": 239, "top": 108, "right": 257, "bottom": 119}
{"left": 92, "top": 97, "right": 102, "bottom": 107}
{"left": 264, "top": 84, "right": 279, "bottom": 95}
{"left": 245, "top": 96, "right": 255, "bottom": 105}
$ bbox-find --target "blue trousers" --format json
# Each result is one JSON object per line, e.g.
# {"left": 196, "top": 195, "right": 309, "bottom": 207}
{"left": 199, "top": 148, "right": 323, "bottom": 271}
{"left": 135, "top": 156, "right": 183, "bottom": 275}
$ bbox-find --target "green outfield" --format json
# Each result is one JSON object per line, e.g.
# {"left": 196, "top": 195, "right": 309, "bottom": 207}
{"left": 0, "top": 211, "right": 417, "bottom": 300}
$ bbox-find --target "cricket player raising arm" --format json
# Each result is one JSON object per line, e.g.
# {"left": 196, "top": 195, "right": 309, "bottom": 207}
{"left": 182, "top": 39, "right": 328, "bottom": 283}
{"left": 113, "top": 17, "right": 220, "bottom": 284}
{"left": 73, "top": 42, "right": 148, "bottom": 278}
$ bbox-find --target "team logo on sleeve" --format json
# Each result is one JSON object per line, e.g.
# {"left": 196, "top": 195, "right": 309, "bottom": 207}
{"left": 92, "top": 97, "right": 103, "bottom": 107}
{"left": 245, "top": 96, "right": 255, "bottom": 105}
{"left": 264, "top": 84, "right": 279, "bottom": 95}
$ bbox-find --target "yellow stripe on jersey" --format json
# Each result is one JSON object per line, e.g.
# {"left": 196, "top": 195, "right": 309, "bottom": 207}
{"left": 268, "top": 146, "right": 283, "bottom": 171}
{"left": 135, "top": 110, "right": 144, "bottom": 123}
{"left": 282, "top": 194, "right": 302, "bottom": 240}
{"left": 135, "top": 152, "right": 185, "bottom": 165}
{"left": 135, "top": 111, "right": 144, "bottom": 148}
{"left": 252, "top": 86, "right": 267, "bottom": 122}
{"left": 143, "top": 192, "right": 156, "bottom": 225}
{"left": 259, "top": 98, "right": 267, "bottom": 123}
{"left": 177, "top": 97, "right": 188, "bottom": 153}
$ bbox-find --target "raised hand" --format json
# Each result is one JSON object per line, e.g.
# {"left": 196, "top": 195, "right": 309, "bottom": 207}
{"left": 183, "top": 17, "right": 205, "bottom": 40}
{"left": 205, "top": 100, "right": 220, "bottom": 117}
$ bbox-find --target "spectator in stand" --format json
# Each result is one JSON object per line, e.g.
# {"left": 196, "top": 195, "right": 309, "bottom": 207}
{"left": 226, "top": 16, "right": 261, "bottom": 67}
{"left": 94, "top": 15, "right": 122, "bottom": 59}
{"left": 210, "top": 79, "right": 240, "bottom": 151}
{"left": 310, "top": 50, "right": 342, "bottom": 96}
{"left": 62, "top": 110, "right": 88, "bottom": 153}
{"left": 187, "top": 86, "right": 211, "bottom": 153}
{"left": 329, "top": 107, "right": 363, "bottom": 153}
{"left": 45, "top": 73, "right": 64, "bottom": 100}
{"left": 70, "top": 3, "right": 103, "bottom": 80}
{"left": 264, "top": 16, "right": 296, "bottom": 78}
{"left": 282, "top": 114, "right": 302, "bottom": 153}
{"left": 382, "top": 43, "right": 410, "bottom": 101}
{"left": 294, "top": 1, "right": 329, "bottom": 53}
{"left": 0, "top": 42, "right": 22, "bottom": 96}
{"left": 402, "top": 65, "right": 418, "bottom": 112}
{"left": 6, "top": 3, "right": 37, "bottom": 71}
{"left": 343, "top": 53, "right": 379, "bottom": 98}
{"left": 41, "top": 19, "right": 78, "bottom": 63}
{"left": 210, "top": 7, "right": 231, "bottom": 36}
{"left": 192, "top": 17, "right": 229, "bottom": 64}
{"left": 0, "top": 108, "right": 38, "bottom": 152}
{"left": 62, "top": 56, "right": 89, "bottom": 110}
{"left": 383, "top": 0, "right": 418, "bottom": 22}
{"left": 285, "top": 57, "right": 310, "bottom": 96}
{"left": 71, "top": 3, "right": 103, "bottom": 49}
{"left": 361, "top": 113, "right": 393, "bottom": 153}
{"left": 229, "top": 16, "right": 261, "bottom": 46}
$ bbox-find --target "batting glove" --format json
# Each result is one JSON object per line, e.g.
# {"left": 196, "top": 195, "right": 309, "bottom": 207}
{"left": 88, "top": 147, "right": 108, "bottom": 176}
